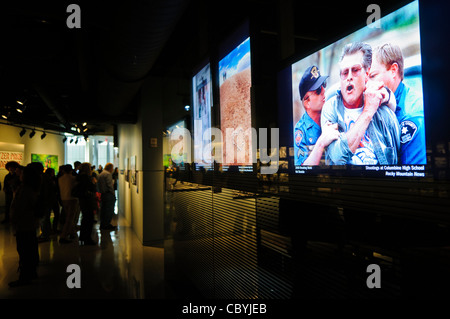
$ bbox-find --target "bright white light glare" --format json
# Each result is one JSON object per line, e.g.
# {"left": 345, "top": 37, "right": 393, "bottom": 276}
{"left": 184, "top": 105, "right": 190, "bottom": 111}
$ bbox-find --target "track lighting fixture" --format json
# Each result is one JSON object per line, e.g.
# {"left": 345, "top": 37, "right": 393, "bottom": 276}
{"left": 16, "top": 105, "right": 26, "bottom": 113}
{"left": 16, "top": 97, "right": 26, "bottom": 106}
{"left": 63, "top": 136, "right": 68, "bottom": 143}
{"left": 41, "top": 132, "right": 47, "bottom": 139}
{"left": 1, "top": 111, "right": 9, "bottom": 120}
{"left": 14, "top": 97, "right": 27, "bottom": 114}
{"left": 19, "top": 128, "right": 26, "bottom": 137}
{"left": 29, "top": 130, "right": 36, "bottom": 138}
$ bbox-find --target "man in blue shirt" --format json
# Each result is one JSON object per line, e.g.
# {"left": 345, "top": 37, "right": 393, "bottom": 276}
{"left": 294, "top": 65, "right": 339, "bottom": 166}
{"left": 369, "top": 43, "right": 426, "bottom": 164}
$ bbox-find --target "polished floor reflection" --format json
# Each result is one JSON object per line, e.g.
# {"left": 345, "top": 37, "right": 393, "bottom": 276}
{"left": 0, "top": 213, "right": 165, "bottom": 299}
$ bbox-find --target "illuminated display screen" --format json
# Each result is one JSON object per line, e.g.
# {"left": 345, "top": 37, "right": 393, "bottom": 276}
{"left": 290, "top": 1, "right": 426, "bottom": 178}
{"left": 192, "top": 63, "right": 213, "bottom": 170}
{"left": 219, "top": 37, "right": 253, "bottom": 171}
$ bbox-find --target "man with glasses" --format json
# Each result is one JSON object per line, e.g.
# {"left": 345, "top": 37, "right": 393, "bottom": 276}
{"left": 294, "top": 65, "right": 340, "bottom": 166}
{"left": 321, "top": 42, "right": 400, "bottom": 165}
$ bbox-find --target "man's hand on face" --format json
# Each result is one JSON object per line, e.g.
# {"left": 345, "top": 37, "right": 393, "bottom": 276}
{"left": 363, "top": 80, "right": 385, "bottom": 116}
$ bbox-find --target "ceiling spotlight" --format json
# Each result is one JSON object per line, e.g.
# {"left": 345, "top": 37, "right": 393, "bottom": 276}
{"left": 182, "top": 96, "right": 190, "bottom": 111}
{"left": 16, "top": 98, "right": 26, "bottom": 106}
{"left": 74, "top": 138, "right": 79, "bottom": 144}
{"left": 19, "top": 128, "right": 26, "bottom": 137}
{"left": 16, "top": 104, "right": 26, "bottom": 113}
{"left": 29, "top": 130, "right": 36, "bottom": 138}
{"left": 69, "top": 138, "right": 74, "bottom": 144}
{"left": 41, "top": 132, "right": 47, "bottom": 140}
{"left": 62, "top": 136, "right": 68, "bottom": 143}
{"left": 1, "top": 111, "right": 10, "bottom": 120}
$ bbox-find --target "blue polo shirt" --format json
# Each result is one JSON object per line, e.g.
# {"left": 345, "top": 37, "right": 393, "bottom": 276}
{"left": 294, "top": 112, "right": 321, "bottom": 165}
{"left": 394, "top": 82, "right": 426, "bottom": 165}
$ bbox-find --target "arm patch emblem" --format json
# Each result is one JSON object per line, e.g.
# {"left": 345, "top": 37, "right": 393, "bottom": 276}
{"left": 400, "top": 120, "right": 417, "bottom": 144}
{"left": 295, "top": 129, "right": 303, "bottom": 147}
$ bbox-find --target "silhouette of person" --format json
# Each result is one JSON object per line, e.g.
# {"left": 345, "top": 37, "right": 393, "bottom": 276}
{"left": 2, "top": 161, "right": 20, "bottom": 224}
{"left": 9, "top": 164, "right": 41, "bottom": 287}
{"left": 75, "top": 162, "right": 97, "bottom": 245}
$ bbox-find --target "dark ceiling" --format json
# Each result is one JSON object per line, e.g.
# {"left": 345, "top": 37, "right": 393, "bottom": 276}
{"left": 0, "top": 0, "right": 192, "bottom": 137}
{"left": 0, "top": 0, "right": 409, "bottom": 138}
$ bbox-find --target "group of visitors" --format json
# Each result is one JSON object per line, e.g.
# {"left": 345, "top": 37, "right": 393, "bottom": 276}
{"left": 1, "top": 160, "right": 118, "bottom": 287}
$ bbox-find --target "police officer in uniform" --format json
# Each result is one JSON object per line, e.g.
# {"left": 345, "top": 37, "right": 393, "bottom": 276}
{"left": 370, "top": 43, "right": 426, "bottom": 164}
{"left": 294, "top": 66, "right": 339, "bottom": 166}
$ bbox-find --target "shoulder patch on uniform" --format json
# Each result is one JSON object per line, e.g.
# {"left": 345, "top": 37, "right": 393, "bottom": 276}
{"left": 400, "top": 120, "right": 417, "bottom": 144}
{"left": 295, "top": 129, "right": 303, "bottom": 147}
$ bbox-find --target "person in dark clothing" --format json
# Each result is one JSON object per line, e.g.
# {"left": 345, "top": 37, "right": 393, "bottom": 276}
{"left": 112, "top": 167, "right": 118, "bottom": 191}
{"left": 12, "top": 165, "right": 24, "bottom": 192}
{"left": 2, "top": 161, "right": 20, "bottom": 224}
{"left": 56, "top": 165, "right": 65, "bottom": 229}
{"left": 39, "top": 168, "right": 59, "bottom": 241}
{"left": 74, "top": 162, "right": 97, "bottom": 245}
{"left": 9, "top": 164, "right": 41, "bottom": 287}
{"left": 28, "top": 162, "right": 46, "bottom": 221}
{"left": 73, "top": 161, "right": 81, "bottom": 174}
{"left": 49, "top": 169, "right": 61, "bottom": 234}
{"left": 2, "top": 161, "right": 19, "bottom": 224}
{"left": 97, "top": 163, "right": 116, "bottom": 230}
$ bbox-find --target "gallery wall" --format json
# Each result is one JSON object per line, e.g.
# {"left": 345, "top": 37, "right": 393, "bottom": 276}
{"left": 117, "top": 76, "right": 166, "bottom": 246}
{"left": 0, "top": 124, "right": 65, "bottom": 206}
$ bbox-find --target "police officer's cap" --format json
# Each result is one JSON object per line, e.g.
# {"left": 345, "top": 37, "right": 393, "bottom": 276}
{"left": 299, "top": 65, "right": 329, "bottom": 100}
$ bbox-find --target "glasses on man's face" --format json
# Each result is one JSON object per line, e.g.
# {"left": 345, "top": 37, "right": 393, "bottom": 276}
{"left": 340, "top": 64, "right": 363, "bottom": 80}
{"left": 304, "top": 82, "right": 327, "bottom": 101}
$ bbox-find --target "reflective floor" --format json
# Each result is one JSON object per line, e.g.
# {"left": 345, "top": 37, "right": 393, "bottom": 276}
{"left": 0, "top": 212, "right": 166, "bottom": 299}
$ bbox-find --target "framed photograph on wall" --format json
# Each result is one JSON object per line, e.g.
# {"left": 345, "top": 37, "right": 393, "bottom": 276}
{"left": 31, "top": 153, "right": 59, "bottom": 173}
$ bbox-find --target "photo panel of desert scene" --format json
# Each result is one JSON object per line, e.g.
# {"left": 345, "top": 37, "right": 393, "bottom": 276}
{"left": 219, "top": 37, "right": 252, "bottom": 166}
